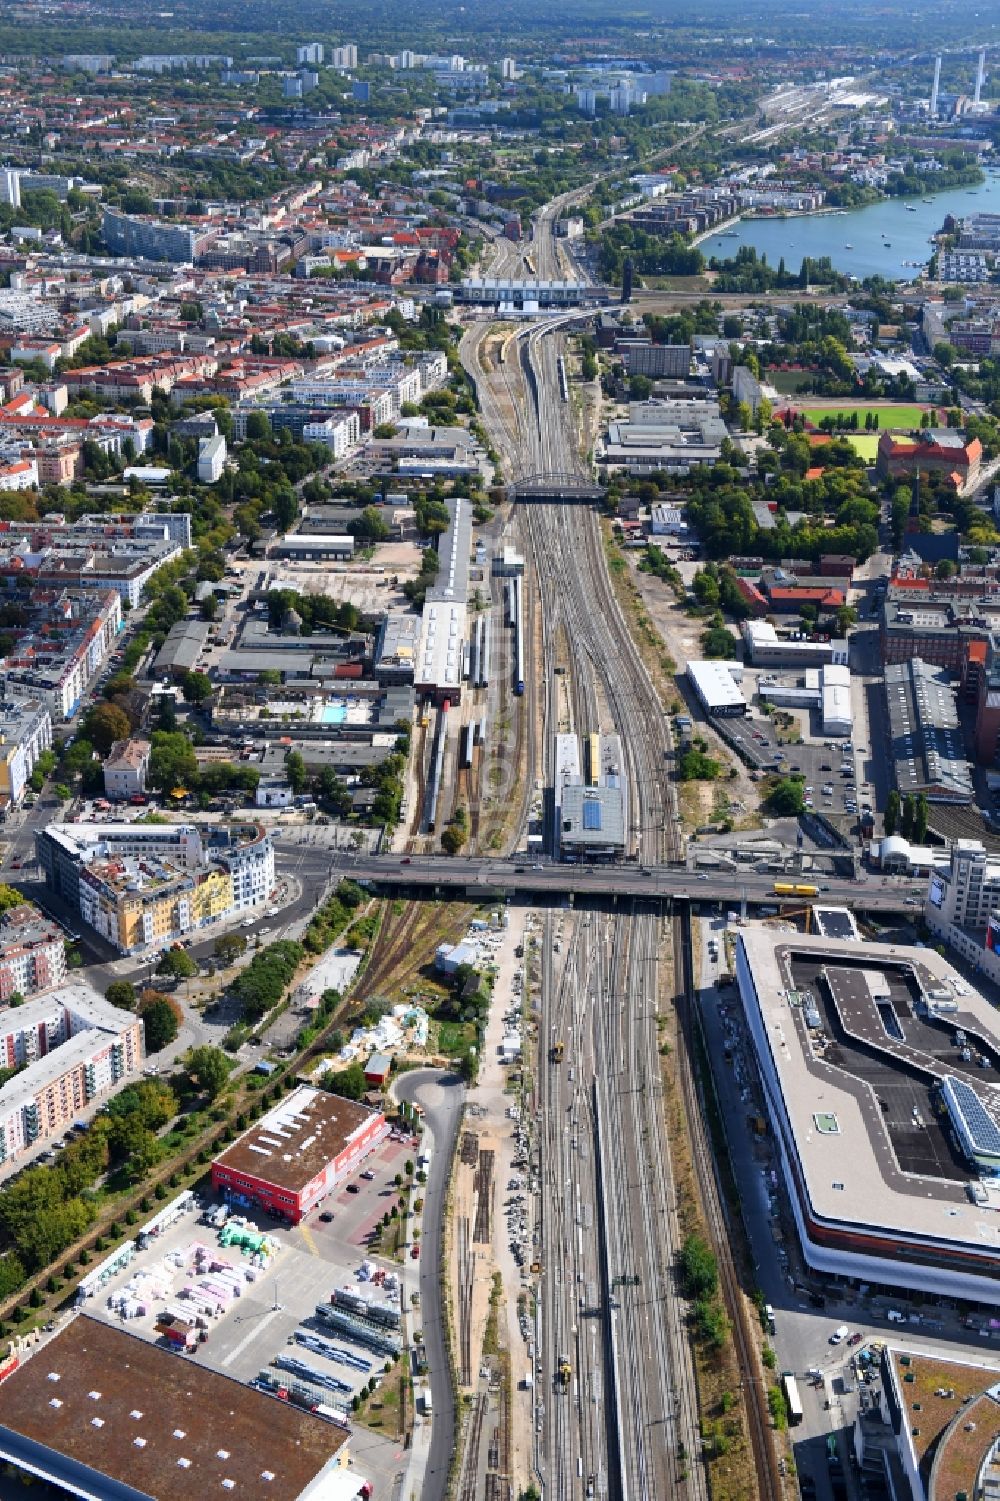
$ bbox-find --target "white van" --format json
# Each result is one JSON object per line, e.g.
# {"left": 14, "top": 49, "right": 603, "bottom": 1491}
{"left": 830, "top": 1324, "right": 850, "bottom": 1344}
{"left": 887, "top": 1309, "right": 906, "bottom": 1323}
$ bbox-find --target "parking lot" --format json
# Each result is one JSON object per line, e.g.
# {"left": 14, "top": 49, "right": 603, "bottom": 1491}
{"left": 80, "top": 1132, "right": 417, "bottom": 1493}
{"left": 722, "top": 704, "right": 872, "bottom": 826}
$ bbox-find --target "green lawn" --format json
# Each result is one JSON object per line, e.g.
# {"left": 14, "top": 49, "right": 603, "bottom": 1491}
{"left": 769, "top": 369, "right": 822, "bottom": 395}
{"left": 842, "top": 434, "right": 881, "bottom": 461}
{"left": 435, "top": 1020, "right": 477, "bottom": 1056}
{"left": 798, "top": 403, "right": 930, "bottom": 430}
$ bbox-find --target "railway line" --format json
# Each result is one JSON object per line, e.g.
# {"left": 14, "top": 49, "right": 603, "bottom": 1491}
{"left": 463, "top": 203, "right": 779, "bottom": 1501}
{"left": 675, "top": 908, "right": 783, "bottom": 1501}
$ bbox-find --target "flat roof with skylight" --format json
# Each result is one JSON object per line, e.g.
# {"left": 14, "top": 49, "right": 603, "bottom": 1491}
{"left": 0, "top": 1315, "right": 350, "bottom": 1500}
{"left": 735, "top": 925, "right": 1000, "bottom": 1300}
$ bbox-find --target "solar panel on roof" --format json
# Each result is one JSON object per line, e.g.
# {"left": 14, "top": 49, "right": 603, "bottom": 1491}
{"left": 947, "top": 1078, "right": 1000, "bottom": 1155}
{"left": 582, "top": 799, "right": 602, "bottom": 831}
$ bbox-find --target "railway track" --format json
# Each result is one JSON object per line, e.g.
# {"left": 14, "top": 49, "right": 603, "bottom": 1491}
{"left": 675, "top": 908, "right": 782, "bottom": 1501}
{"left": 460, "top": 1392, "right": 489, "bottom": 1501}
{"left": 466, "top": 265, "right": 770, "bottom": 1501}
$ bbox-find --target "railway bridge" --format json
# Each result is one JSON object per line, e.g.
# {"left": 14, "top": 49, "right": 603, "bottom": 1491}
{"left": 509, "top": 472, "right": 606, "bottom": 502}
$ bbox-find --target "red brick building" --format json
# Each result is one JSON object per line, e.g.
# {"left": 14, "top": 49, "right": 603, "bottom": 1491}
{"left": 211, "top": 1084, "right": 388, "bottom": 1224}
{"left": 876, "top": 430, "right": 982, "bottom": 488}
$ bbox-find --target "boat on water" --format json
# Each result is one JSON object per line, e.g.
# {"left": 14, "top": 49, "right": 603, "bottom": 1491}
{"left": 884, "top": 242, "right": 892, "bottom": 247}
{"left": 844, "top": 243, "right": 854, "bottom": 249}
{"left": 905, "top": 204, "right": 917, "bottom": 212}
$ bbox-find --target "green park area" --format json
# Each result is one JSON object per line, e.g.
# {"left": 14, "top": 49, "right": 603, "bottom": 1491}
{"left": 798, "top": 403, "right": 931, "bottom": 430}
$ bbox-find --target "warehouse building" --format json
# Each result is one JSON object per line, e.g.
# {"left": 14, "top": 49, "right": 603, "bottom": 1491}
{"left": 601, "top": 398, "right": 727, "bottom": 474}
{"left": 742, "top": 619, "right": 848, "bottom": 669}
{"left": 0, "top": 1315, "right": 367, "bottom": 1499}
{"left": 415, "top": 496, "right": 472, "bottom": 703}
{"left": 211, "top": 1083, "right": 389, "bottom": 1224}
{"left": 885, "top": 658, "right": 973, "bottom": 804}
{"left": 736, "top": 924, "right": 1000, "bottom": 1303}
{"left": 687, "top": 658, "right": 746, "bottom": 717}
{"left": 153, "top": 618, "right": 210, "bottom": 679}
{"left": 269, "top": 533, "right": 355, "bottom": 562}
{"left": 373, "top": 610, "right": 421, "bottom": 684}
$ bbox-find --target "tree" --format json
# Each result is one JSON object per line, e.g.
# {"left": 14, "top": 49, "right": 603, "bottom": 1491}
{"left": 104, "top": 673, "right": 136, "bottom": 700}
{"left": 884, "top": 789, "right": 900, "bottom": 836}
{"left": 104, "top": 1078, "right": 177, "bottom": 1129}
{"left": 286, "top": 750, "right": 307, "bottom": 795}
{"left": 913, "top": 793, "right": 929, "bottom": 843}
{"left": 349, "top": 506, "right": 390, "bottom": 543}
{"left": 214, "top": 932, "right": 248, "bottom": 964}
{"left": 900, "top": 792, "right": 916, "bottom": 839}
{"left": 678, "top": 1234, "right": 718, "bottom": 1300}
{"left": 82, "top": 701, "right": 131, "bottom": 755}
{"left": 182, "top": 671, "right": 212, "bottom": 704}
{"left": 156, "top": 947, "right": 197, "bottom": 981}
{"left": 142, "top": 997, "right": 179, "bottom": 1053}
{"left": 245, "top": 410, "right": 270, "bottom": 442}
{"left": 692, "top": 570, "right": 721, "bottom": 610}
{"left": 701, "top": 625, "right": 737, "bottom": 659}
{"left": 0, "top": 884, "right": 22, "bottom": 917}
{"left": 105, "top": 980, "right": 137, "bottom": 1011}
{"left": 767, "top": 777, "right": 805, "bottom": 817}
{"left": 678, "top": 749, "right": 721, "bottom": 781}
{"left": 185, "top": 1045, "right": 231, "bottom": 1101}
{"left": 148, "top": 731, "right": 198, "bottom": 793}
{"left": 321, "top": 1062, "right": 367, "bottom": 1101}
{"left": 935, "top": 559, "right": 957, "bottom": 581}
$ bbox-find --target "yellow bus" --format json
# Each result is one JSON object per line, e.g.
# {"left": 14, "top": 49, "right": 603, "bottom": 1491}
{"left": 773, "top": 881, "right": 819, "bottom": 898}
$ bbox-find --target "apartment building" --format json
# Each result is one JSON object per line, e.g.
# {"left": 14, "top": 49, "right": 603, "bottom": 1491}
{"left": 301, "top": 409, "right": 361, "bottom": 457}
{"left": 0, "top": 983, "right": 143, "bottom": 1165}
{"left": 102, "top": 208, "right": 215, "bottom": 264}
{"left": 196, "top": 432, "right": 227, "bottom": 483}
{"left": 3, "top": 588, "right": 121, "bottom": 720}
{"left": 0, "top": 903, "right": 67, "bottom": 1001}
{"left": 0, "top": 695, "right": 53, "bottom": 806}
{"left": 36, "top": 821, "right": 275, "bottom": 954}
{"left": 103, "top": 737, "right": 151, "bottom": 800}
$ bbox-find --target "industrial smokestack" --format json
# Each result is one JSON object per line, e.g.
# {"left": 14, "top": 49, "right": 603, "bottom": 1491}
{"left": 931, "top": 54, "right": 942, "bottom": 117}
{"left": 975, "top": 48, "right": 987, "bottom": 105}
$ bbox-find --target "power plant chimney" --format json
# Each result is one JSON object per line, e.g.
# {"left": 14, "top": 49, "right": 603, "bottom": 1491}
{"left": 975, "top": 48, "right": 987, "bottom": 105}
{"left": 931, "top": 54, "right": 942, "bottom": 117}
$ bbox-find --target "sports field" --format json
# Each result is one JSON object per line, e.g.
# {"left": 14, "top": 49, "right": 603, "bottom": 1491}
{"left": 798, "top": 403, "right": 929, "bottom": 430}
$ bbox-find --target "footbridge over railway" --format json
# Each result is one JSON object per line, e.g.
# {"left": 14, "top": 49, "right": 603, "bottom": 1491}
{"left": 329, "top": 851, "right": 923, "bottom": 915}
{"left": 510, "top": 472, "right": 606, "bottom": 502}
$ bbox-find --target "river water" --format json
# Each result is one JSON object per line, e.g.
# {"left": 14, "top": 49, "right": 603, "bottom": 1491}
{"left": 697, "top": 171, "right": 1000, "bottom": 282}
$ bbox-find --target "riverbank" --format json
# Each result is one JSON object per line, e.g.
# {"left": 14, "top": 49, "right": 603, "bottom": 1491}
{"left": 696, "top": 175, "right": 1000, "bottom": 282}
